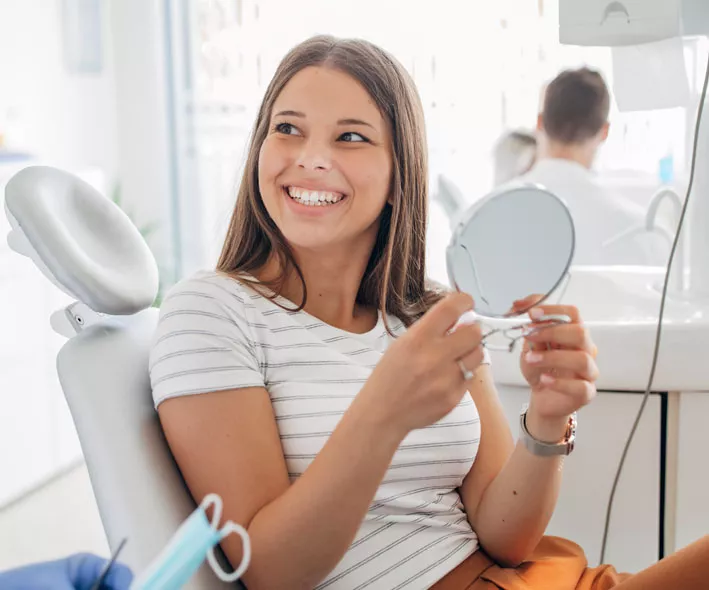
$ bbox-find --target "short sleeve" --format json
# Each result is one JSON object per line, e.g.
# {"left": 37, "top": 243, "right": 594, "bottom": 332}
{"left": 149, "top": 276, "right": 265, "bottom": 408}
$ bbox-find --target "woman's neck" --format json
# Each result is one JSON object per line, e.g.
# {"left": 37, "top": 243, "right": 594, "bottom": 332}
{"left": 258, "top": 245, "right": 378, "bottom": 334}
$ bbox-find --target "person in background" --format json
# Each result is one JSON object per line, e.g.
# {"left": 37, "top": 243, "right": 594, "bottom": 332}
{"left": 0, "top": 553, "right": 133, "bottom": 589}
{"left": 519, "top": 67, "right": 667, "bottom": 266}
{"left": 492, "top": 129, "right": 537, "bottom": 186}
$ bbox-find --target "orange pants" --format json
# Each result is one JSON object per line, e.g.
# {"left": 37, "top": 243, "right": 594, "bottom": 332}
{"left": 430, "top": 536, "right": 709, "bottom": 589}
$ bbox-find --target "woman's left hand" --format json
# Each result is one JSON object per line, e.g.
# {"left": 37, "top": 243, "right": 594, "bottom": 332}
{"left": 519, "top": 304, "right": 599, "bottom": 442}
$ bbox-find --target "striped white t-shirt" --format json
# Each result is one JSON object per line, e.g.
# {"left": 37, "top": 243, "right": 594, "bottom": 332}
{"left": 150, "top": 270, "right": 485, "bottom": 589}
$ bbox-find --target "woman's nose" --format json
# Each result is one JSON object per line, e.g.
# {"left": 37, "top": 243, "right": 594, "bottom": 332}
{"left": 296, "top": 138, "right": 332, "bottom": 171}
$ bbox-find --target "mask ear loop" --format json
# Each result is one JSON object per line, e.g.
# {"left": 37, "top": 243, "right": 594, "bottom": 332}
{"left": 201, "top": 493, "right": 252, "bottom": 583}
{"left": 201, "top": 493, "right": 223, "bottom": 529}
{"left": 208, "top": 521, "right": 251, "bottom": 582}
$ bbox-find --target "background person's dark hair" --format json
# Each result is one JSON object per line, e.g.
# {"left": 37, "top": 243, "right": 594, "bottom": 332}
{"left": 541, "top": 67, "right": 610, "bottom": 144}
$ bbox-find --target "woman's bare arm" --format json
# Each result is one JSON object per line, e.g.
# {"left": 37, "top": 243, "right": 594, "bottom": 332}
{"left": 159, "top": 387, "right": 403, "bottom": 590}
{"left": 458, "top": 365, "right": 564, "bottom": 567}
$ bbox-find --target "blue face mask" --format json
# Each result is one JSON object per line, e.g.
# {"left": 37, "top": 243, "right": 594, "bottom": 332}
{"left": 131, "top": 493, "right": 251, "bottom": 590}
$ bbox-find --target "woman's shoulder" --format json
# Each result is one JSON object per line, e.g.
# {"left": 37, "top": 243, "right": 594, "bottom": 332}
{"left": 149, "top": 270, "right": 267, "bottom": 406}
{"left": 159, "top": 269, "right": 263, "bottom": 321}
{"left": 164, "top": 269, "right": 256, "bottom": 302}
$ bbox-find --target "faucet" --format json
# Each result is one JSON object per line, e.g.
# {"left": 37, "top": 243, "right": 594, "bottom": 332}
{"left": 609, "top": 65, "right": 709, "bottom": 301}
{"left": 645, "top": 187, "right": 686, "bottom": 294}
{"left": 601, "top": 186, "right": 686, "bottom": 295}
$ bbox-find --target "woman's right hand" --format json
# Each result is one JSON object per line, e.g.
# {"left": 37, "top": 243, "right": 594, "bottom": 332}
{"left": 356, "top": 293, "right": 484, "bottom": 436}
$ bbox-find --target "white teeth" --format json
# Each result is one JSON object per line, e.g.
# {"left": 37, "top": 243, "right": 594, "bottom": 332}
{"left": 287, "top": 186, "right": 343, "bottom": 207}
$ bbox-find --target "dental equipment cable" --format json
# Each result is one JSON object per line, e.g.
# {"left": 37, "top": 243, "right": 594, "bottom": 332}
{"left": 600, "top": 49, "right": 709, "bottom": 564}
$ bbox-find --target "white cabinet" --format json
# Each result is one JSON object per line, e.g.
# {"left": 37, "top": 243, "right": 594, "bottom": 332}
{"left": 495, "top": 384, "right": 661, "bottom": 573}
{"left": 675, "top": 392, "right": 709, "bottom": 551}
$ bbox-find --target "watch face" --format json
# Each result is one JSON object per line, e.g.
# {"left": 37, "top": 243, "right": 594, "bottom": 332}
{"left": 565, "top": 413, "right": 577, "bottom": 450}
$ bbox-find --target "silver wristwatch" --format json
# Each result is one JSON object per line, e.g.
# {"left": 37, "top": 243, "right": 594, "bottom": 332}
{"left": 519, "top": 404, "right": 577, "bottom": 457}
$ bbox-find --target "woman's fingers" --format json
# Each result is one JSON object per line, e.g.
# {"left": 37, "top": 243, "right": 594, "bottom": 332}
{"left": 509, "top": 293, "right": 546, "bottom": 315}
{"left": 445, "top": 322, "right": 483, "bottom": 358}
{"left": 525, "top": 322, "right": 594, "bottom": 352}
{"left": 456, "top": 346, "right": 485, "bottom": 382}
{"left": 524, "top": 349, "right": 599, "bottom": 382}
{"left": 417, "top": 292, "right": 475, "bottom": 338}
{"left": 529, "top": 304, "right": 581, "bottom": 324}
{"left": 537, "top": 373, "right": 597, "bottom": 408}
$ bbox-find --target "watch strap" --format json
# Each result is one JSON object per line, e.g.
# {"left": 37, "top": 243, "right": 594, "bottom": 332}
{"left": 519, "top": 405, "right": 577, "bottom": 457}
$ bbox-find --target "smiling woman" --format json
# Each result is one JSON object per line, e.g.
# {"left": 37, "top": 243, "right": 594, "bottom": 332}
{"left": 258, "top": 65, "right": 392, "bottom": 270}
{"left": 216, "top": 36, "right": 432, "bottom": 329}
{"left": 148, "top": 35, "right": 708, "bottom": 590}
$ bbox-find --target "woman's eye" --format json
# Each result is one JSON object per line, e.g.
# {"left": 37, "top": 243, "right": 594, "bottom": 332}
{"left": 339, "top": 131, "right": 368, "bottom": 143}
{"left": 275, "top": 122, "right": 301, "bottom": 136}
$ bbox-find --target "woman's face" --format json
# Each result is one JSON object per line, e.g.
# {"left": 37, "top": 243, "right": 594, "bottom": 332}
{"left": 258, "top": 66, "right": 393, "bottom": 255}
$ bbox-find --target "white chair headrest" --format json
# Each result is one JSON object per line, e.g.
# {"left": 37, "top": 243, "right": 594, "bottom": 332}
{"left": 5, "top": 166, "right": 159, "bottom": 315}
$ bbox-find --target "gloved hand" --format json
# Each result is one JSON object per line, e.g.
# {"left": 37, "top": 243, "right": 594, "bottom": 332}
{"left": 0, "top": 552, "right": 133, "bottom": 590}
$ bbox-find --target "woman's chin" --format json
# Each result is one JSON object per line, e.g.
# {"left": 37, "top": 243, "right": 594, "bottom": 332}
{"left": 276, "top": 225, "right": 336, "bottom": 250}
{"left": 274, "top": 216, "right": 380, "bottom": 259}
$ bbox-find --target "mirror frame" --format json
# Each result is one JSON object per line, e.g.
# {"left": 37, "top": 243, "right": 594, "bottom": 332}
{"left": 446, "top": 182, "right": 576, "bottom": 318}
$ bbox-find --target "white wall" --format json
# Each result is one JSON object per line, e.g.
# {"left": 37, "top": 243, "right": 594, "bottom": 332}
{"left": 0, "top": 0, "right": 119, "bottom": 184}
{"left": 108, "top": 0, "right": 176, "bottom": 278}
{"left": 0, "top": 0, "right": 179, "bottom": 280}
{"left": 0, "top": 0, "right": 121, "bottom": 506}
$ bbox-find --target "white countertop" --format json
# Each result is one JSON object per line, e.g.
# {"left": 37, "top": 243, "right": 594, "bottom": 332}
{"left": 490, "top": 267, "right": 709, "bottom": 392}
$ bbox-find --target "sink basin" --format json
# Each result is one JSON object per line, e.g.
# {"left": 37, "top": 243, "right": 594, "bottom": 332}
{"left": 489, "top": 266, "right": 709, "bottom": 392}
{"left": 563, "top": 266, "right": 709, "bottom": 325}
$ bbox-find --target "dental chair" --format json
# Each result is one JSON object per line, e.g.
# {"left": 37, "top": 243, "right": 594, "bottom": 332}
{"left": 4, "top": 166, "right": 235, "bottom": 589}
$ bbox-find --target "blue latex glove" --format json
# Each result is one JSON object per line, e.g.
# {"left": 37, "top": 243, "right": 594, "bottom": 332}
{"left": 0, "top": 553, "right": 133, "bottom": 590}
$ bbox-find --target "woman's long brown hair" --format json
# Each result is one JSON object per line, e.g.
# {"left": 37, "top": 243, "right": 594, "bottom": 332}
{"left": 217, "top": 35, "right": 445, "bottom": 329}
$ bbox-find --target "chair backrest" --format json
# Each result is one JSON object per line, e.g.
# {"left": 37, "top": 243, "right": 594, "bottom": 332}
{"left": 5, "top": 166, "right": 239, "bottom": 588}
{"left": 57, "top": 310, "right": 233, "bottom": 588}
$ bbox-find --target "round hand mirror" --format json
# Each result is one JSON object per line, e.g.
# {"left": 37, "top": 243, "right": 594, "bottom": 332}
{"left": 446, "top": 184, "right": 576, "bottom": 350}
